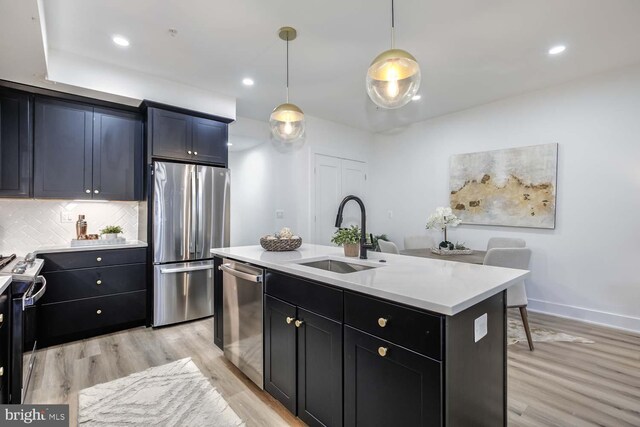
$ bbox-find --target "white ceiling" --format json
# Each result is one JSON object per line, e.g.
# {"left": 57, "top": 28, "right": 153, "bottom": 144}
{"left": 9, "top": 0, "right": 640, "bottom": 131}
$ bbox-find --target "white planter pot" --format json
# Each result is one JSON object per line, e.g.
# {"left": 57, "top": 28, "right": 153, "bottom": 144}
{"left": 101, "top": 233, "right": 119, "bottom": 240}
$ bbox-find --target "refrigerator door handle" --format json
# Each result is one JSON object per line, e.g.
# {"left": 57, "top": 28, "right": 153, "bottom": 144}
{"left": 190, "top": 170, "right": 197, "bottom": 254}
{"left": 160, "top": 265, "right": 214, "bottom": 274}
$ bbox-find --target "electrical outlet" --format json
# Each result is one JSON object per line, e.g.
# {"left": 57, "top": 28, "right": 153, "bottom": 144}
{"left": 276, "top": 210, "right": 284, "bottom": 219}
{"left": 387, "top": 210, "right": 393, "bottom": 219}
{"left": 474, "top": 313, "right": 488, "bottom": 343}
{"left": 60, "top": 211, "right": 74, "bottom": 223}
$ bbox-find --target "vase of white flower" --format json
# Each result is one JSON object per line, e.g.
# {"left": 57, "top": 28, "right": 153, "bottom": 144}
{"left": 426, "top": 207, "right": 462, "bottom": 249}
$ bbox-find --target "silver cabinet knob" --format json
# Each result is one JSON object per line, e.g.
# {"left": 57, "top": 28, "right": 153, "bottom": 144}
{"left": 0, "top": 313, "right": 3, "bottom": 325}
{"left": 96, "top": 280, "right": 102, "bottom": 285}
{"left": 187, "top": 150, "right": 192, "bottom": 155}
{"left": 94, "top": 190, "right": 99, "bottom": 194}
{"left": 85, "top": 189, "right": 91, "bottom": 194}
{"left": 96, "top": 309, "right": 102, "bottom": 315}
{"left": 0, "top": 367, "right": 3, "bottom": 376}
{"left": 194, "top": 152, "right": 198, "bottom": 155}
{"left": 96, "top": 257, "right": 102, "bottom": 262}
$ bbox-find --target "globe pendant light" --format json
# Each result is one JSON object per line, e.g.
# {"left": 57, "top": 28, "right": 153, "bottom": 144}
{"left": 366, "top": 0, "right": 421, "bottom": 109}
{"left": 270, "top": 27, "right": 305, "bottom": 143}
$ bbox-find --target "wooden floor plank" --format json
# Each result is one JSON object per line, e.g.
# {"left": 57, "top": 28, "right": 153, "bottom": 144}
{"left": 25, "top": 311, "right": 640, "bottom": 426}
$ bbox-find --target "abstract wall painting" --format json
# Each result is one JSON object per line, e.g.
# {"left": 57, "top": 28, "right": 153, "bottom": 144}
{"left": 449, "top": 143, "right": 558, "bottom": 229}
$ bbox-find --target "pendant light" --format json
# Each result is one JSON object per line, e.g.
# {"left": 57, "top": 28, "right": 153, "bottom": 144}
{"left": 366, "top": 0, "right": 421, "bottom": 109}
{"left": 270, "top": 27, "right": 305, "bottom": 143}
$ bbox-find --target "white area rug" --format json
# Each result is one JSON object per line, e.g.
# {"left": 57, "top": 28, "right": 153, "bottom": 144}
{"left": 79, "top": 358, "right": 245, "bottom": 426}
{"left": 507, "top": 318, "right": 595, "bottom": 346}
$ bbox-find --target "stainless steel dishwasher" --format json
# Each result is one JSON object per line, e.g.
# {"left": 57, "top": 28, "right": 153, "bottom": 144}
{"left": 219, "top": 258, "right": 264, "bottom": 389}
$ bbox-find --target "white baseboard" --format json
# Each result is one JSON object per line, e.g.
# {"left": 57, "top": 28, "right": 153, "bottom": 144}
{"left": 527, "top": 298, "right": 640, "bottom": 334}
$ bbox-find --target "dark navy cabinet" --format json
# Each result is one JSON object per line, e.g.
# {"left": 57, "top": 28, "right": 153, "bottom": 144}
{"left": 259, "top": 268, "right": 507, "bottom": 427}
{"left": 264, "top": 272, "right": 344, "bottom": 427}
{"left": 37, "top": 247, "right": 147, "bottom": 346}
{"left": 149, "top": 107, "right": 228, "bottom": 165}
{"left": 0, "top": 89, "right": 31, "bottom": 197}
{"left": 34, "top": 97, "right": 143, "bottom": 200}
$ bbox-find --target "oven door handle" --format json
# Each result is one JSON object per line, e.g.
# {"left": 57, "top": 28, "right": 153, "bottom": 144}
{"left": 23, "top": 275, "right": 47, "bottom": 310}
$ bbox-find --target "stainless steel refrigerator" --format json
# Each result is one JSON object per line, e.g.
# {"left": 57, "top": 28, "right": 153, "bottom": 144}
{"left": 152, "top": 161, "right": 230, "bottom": 326}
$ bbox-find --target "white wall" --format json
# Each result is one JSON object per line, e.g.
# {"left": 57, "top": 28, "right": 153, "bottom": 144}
{"left": 0, "top": 200, "right": 140, "bottom": 255}
{"left": 228, "top": 115, "right": 372, "bottom": 246}
{"left": 369, "top": 64, "right": 640, "bottom": 332}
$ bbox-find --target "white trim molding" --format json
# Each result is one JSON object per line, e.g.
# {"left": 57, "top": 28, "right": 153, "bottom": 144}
{"left": 528, "top": 298, "right": 640, "bottom": 334}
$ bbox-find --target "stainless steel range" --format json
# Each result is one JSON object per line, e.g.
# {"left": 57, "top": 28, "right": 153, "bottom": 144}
{"left": 0, "top": 254, "right": 46, "bottom": 404}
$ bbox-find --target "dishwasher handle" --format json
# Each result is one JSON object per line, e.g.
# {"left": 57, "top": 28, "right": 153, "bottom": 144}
{"left": 219, "top": 263, "right": 263, "bottom": 283}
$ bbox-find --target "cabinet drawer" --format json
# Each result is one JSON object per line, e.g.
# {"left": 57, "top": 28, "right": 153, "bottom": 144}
{"left": 41, "top": 263, "right": 146, "bottom": 304}
{"left": 265, "top": 270, "right": 343, "bottom": 322}
{"left": 38, "top": 291, "right": 145, "bottom": 344}
{"left": 39, "top": 248, "right": 147, "bottom": 272}
{"left": 344, "top": 292, "right": 443, "bottom": 360}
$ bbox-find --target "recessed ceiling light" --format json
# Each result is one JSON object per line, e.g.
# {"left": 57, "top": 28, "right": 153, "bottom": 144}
{"left": 242, "top": 78, "right": 254, "bottom": 86}
{"left": 227, "top": 142, "right": 233, "bottom": 146}
{"left": 112, "top": 35, "right": 130, "bottom": 47}
{"left": 548, "top": 45, "right": 566, "bottom": 55}
{"left": 412, "top": 95, "right": 421, "bottom": 101}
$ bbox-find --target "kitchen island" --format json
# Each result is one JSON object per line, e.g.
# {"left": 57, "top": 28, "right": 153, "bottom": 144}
{"left": 211, "top": 244, "right": 528, "bottom": 427}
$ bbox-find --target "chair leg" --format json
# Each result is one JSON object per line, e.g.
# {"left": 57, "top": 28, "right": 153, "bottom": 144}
{"left": 519, "top": 306, "right": 534, "bottom": 351}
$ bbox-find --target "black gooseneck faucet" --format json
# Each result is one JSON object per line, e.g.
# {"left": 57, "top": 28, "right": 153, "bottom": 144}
{"left": 334, "top": 195, "right": 374, "bottom": 259}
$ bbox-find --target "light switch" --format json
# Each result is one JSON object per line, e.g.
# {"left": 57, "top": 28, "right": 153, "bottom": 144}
{"left": 474, "top": 313, "right": 488, "bottom": 343}
{"left": 275, "top": 210, "right": 284, "bottom": 219}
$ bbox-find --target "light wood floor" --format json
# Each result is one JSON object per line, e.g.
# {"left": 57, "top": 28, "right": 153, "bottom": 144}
{"left": 27, "top": 311, "right": 640, "bottom": 426}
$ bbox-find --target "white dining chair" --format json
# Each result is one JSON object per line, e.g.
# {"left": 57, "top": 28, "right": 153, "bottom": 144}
{"left": 487, "top": 237, "right": 526, "bottom": 250}
{"left": 378, "top": 240, "right": 400, "bottom": 254}
{"left": 484, "top": 248, "right": 534, "bottom": 351}
{"left": 404, "top": 235, "right": 435, "bottom": 250}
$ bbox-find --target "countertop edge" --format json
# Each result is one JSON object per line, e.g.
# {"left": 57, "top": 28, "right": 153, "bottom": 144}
{"left": 211, "top": 246, "right": 529, "bottom": 316}
{"left": 0, "top": 276, "right": 12, "bottom": 294}
{"left": 33, "top": 241, "right": 148, "bottom": 255}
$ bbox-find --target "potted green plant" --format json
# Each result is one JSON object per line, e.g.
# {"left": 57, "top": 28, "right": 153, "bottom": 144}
{"left": 331, "top": 225, "right": 361, "bottom": 257}
{"left": 99, "top": 225, "right": 123, "bottom": 240}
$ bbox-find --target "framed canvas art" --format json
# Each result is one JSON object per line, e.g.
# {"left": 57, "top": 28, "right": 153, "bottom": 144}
{"left": 449, "top": 143, "right": 558, "bottom": 229}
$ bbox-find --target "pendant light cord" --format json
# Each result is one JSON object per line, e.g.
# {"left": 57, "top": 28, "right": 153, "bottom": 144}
{"left": 286, "top": 34, "right": 290, "bottom": 103}
{"left": 391, "top": 0, "right": 395, "bottom": 49}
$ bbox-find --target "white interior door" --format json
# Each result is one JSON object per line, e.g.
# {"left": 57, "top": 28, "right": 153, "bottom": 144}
{"left": 313, "top": 154, "right": 367, "bottom": 245}
{"left": 340, "top": 159, "right": 368, "bottom": 228}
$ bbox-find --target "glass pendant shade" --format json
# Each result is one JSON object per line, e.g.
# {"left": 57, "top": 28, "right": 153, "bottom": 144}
{"left": 270, "top": 102, "right": 305, "bottom": 142}
{"left": 366, "top": 48, "right": 421, "bottom": 109}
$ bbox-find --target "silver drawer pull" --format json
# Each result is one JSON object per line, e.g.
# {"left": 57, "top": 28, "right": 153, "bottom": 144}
{"left": 0, "top": 366, "right": 3, "bottom": 376}
{"left": 96, "top": 280, "right": 102, "bottom": 285}
{"left": 194, "top": 151, "right": 198, "bottom": 155}
{"left": 85, "top": 189, "right": 91, "bottom": 194}
{"left": 0, "top": 313, "right": 3, "bottom": 325}
{"left": 96, "top": 257, "right": 102, "bottom": 262}
{"left": 96, "top": 309, "right": 102, "bottom": 315}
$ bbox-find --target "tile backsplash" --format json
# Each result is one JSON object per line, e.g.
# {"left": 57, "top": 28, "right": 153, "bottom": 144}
{"left": 0, "top": 199, "right": 141, "bottom": 255}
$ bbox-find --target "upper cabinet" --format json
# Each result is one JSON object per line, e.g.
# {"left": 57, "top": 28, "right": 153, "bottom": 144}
{"left": 0, "top": 89, "right": 32, "bottom": 197}
{"left": 149, "top": 107, "right": 228, "bottom": 166}
{"left": 34, "top": 97, "right": 143, "bottom": 201}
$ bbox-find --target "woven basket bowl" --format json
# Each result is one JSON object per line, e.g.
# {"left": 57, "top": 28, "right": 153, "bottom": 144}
{"left": 260, "top": 236, "right": 302, "bottom": 251}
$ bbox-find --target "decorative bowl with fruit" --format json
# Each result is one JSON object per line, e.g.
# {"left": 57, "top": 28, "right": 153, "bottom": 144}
{"left": 260, "top": 227, "right": 302, "bottom": 251}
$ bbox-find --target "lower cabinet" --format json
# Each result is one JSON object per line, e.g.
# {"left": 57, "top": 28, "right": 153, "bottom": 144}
{"left": 264, "top": 294, "right": 343, "bottom": 427}
{"left": 343, "top": 326, "right": 442, "bottom": 427}
{"left": 0, "top": 284, "right": 11, "bottom": 403}
{"left": 37, "top": 248, "right": 147, "bottom": 346}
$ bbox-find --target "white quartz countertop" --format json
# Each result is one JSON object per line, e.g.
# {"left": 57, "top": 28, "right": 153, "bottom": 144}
{"left": 33, "top": 240, "right": 148, "bottom": 254}
{"left": 0, "top": 276, "right": 11, "bottom": 295}
{"left": 211, "top": 244, "right": 529, "bottom": 316}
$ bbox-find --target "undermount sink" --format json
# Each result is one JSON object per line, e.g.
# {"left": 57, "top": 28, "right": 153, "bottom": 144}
{"left": 298, "top": 259, "right": 377, "bottom": 274}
